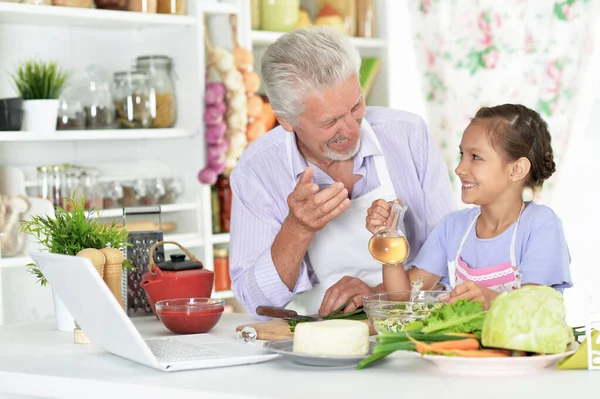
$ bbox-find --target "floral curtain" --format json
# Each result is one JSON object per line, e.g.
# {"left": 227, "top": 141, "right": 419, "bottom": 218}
{"left": 409, "top": 0, "right": 597, "bottom": 202}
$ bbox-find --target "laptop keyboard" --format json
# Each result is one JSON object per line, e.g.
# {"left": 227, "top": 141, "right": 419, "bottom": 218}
{"left": 146, "top": 338, "right": 225, "bottom": 362}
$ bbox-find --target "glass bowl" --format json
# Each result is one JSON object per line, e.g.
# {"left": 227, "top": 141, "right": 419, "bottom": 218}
{"left": 363, "top": 290, "right": 446, "bottom": 334}
{"left": 155, "top": 298, "right": 224, "bottom": 334}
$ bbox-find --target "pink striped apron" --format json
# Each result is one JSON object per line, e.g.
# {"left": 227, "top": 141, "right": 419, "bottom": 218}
{"left": 448, "top": 203, "right": 524, "bottom": 293}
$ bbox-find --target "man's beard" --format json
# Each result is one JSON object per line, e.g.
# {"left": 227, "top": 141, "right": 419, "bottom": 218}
{"left": 323, "top": 119, "right": 362, "bottom": 161}
{"left": 324, "top": 136, "right": 361, "bottom": 161}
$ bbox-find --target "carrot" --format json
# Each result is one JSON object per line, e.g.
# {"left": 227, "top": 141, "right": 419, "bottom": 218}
{"left": 444, "top": 349, "right": 511, "bottom": 358}
{"left": 415, "top": 338, "right": 480, "bottom": 354}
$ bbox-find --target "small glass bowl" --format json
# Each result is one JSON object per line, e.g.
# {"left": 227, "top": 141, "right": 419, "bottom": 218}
{"left": 363, "top": 290, "right": 446, "bottom": 334}
{"left": 155, "top": 298, "right": 224, "bottom": 334}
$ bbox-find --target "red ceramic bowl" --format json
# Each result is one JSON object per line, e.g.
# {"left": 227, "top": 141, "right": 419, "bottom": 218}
{"left": 155, "top": 298, "right": 224, "bottom": 334}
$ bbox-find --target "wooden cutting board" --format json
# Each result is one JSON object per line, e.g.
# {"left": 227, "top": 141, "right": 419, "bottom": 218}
{"left": 235, "top": 318, "right": 376, "bottom": 341}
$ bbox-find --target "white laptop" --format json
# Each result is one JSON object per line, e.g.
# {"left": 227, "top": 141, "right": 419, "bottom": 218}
{"left": 31, "top": 251, "right": 279, "bottom": 372}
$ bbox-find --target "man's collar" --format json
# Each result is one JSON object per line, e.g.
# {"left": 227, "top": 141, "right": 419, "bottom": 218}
{"left": 290, "top": 120, "right": 381, "bottom": 180}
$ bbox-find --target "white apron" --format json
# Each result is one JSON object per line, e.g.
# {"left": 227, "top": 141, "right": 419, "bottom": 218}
{"left": 285, "top": 120, "right": 397, "bottom": 314}
{"left": 447, "top": 203, "right": 524, "bottom": 293}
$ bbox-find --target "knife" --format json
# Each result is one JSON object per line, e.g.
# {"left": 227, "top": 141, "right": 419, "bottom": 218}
{"left": 256, "top": 306, "right": 323, "bottom": 322}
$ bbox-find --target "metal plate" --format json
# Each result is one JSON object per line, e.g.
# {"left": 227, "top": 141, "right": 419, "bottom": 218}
{"left": 262, "top": 339, "right": 374, "bottom": 367}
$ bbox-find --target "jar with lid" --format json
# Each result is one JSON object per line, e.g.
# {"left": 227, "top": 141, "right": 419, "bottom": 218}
{"left": 128, "top": 0, "right": 157, "bottom": 12}
{"left": 37, "top": 166, "right": 52, "bottom": 203}
{"left": 51, "top": 165, "right": 65, "bottom": 208}
{"left": 81, "top": 168, "right": 103, "bottom": 210}
{"left": 63, "top": 166, "right": 82, "bottom": 210}
{"left": 213, "top": 246, "right": 231, "bottom": 291}
{"left": 56, "top": 87, "right": 85, "bottom": 130}
{"left": 94, "top": 0, "right": 127, "bottom": 10}
{"left": 80, "top": 66, "right": 116, "bottom": 129}
{"left": 260, "top": 0, "right": 299, "bottom": 32}
{"left": 135, "top": 55, "right": 177, "bottom": 128}
{"left": 113, "top": 70, "right": 152, "bottom": 129}
{"left": 52, "top": 0, "right": 92, "bottom": 7}
{"left": 157, "top": 0, "right": 186, "bottom": 15}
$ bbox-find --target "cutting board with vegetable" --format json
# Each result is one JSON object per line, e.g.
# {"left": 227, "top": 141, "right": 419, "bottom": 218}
{"left": 235, "top": 318, "right": 376, "bottom": 341}
{"left": 236, "top": 304, "right": 376, "bottom": 341}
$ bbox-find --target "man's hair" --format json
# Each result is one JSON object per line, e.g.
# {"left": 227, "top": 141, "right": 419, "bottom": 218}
{"left": 261, "top": 27, "right": 361, "bottom": 127}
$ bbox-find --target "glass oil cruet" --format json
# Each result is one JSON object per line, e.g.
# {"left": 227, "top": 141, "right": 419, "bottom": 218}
{"left": 368, "top": 200, "right": 410, "bottom": 266}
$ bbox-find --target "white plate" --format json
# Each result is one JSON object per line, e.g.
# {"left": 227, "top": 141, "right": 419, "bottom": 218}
{"left": 262, "top": 339, "right": 374, "bottom": 367}
{"left": 418, "top": 342, "right": 579, "bottom": 376}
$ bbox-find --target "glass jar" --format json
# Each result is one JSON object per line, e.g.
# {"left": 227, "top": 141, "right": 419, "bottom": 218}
{"left": 94, "top": 0, "right": 127, "bottom": 10}
{"left": 135, "top": 56, "right": 177, "bottom": 128}
{"left": 128, "top": 0, "right": 157, "bottom": 13}
{"left": 213, "top": 246, "right": 231, "bottom": 291}
{"left": 251, "top": 0, "right": 261, "bottom": 29}
{"left": 52, "top": 0, "right": 92, "bottom": 7}
{"left": 356, "top": 0, "right": 376, "bottom": 38}
{"left": 63, "top": 166, "right": 82, "bottom": 210}
{"left": 157, "top": 0, "right": 185, "bottom": 15}
{"left": 57, "top": 87, "right": 85, "bottom": 130}
{"left": 113, "top": 71, "right": 152, "bottom": 129}
{"left": 260, "top": 0, "right": 299, "bottom": 32}
{"left": 51, "top": 165, "right": 64, "bottom": 208}
{"left": 217, "top": 175, "right": 231, "bottom": 233}
{"left": 317, "top": 0, "right": 356, "bottom": 36}
{"left": 103, "top": 181, "right": 124, "bottom": 209}
{"left": 37, "top": 166, "right": 51, "bottom": 203}
{"left": 80, "top": 66, "right": 116, "bottom": 129}
{"left": 81, "top": 168, "right": 103, "bottom": 210}
{"left": 21, "top": 0, "right": 52, "bottom": 4}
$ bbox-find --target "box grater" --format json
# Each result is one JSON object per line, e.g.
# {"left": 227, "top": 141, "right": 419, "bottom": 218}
{"left": 121, "top": 206, "right": 165, "bottom": 317}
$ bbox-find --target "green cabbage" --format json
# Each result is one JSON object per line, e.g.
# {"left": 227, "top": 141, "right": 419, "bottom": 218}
{"left": 481, "top": 286, "right": 574, "bottom": 354}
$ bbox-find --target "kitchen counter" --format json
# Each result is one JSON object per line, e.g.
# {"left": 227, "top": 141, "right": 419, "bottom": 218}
{"left": 0, "top": 313, "right": 596, "bottom": 399}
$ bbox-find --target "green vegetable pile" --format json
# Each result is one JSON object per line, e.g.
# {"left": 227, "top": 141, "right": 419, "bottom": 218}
{"left": 357, "top": 286, "right": 577, "bottom": 370}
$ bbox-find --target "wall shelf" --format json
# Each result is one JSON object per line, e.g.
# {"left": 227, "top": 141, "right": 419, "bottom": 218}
{"left": 84, "top": 202, "right": 198, "bottom": 219}
{"left": 0, "top": 3, "right": 197, "bottom": 29}
{"left": 0, "top": 128, "right": 194, "bottom": 142}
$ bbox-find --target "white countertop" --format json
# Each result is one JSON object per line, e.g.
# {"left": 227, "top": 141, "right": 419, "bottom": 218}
{"left": 0, "top": 313, "right": 596, "bottom": 399}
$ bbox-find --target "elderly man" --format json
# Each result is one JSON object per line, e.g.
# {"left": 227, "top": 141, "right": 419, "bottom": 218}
{"left": 229, "top": 27, "right": 455, "bottom": 319}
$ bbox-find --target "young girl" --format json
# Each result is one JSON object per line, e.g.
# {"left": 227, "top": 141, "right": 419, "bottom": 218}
{"left": 366, "top": 104, "right": 572, "bottom": 309}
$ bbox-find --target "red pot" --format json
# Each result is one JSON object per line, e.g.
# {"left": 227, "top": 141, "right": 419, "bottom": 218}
{"left": 141, "top": 241, "right": 214, "bottom": 314}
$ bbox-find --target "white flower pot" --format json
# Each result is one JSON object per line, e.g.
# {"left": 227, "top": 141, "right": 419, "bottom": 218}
{"left": 22, "top": 99, "right": 59, "bottom": 132}
{"left": 52, "top": 289, "right": 75, "bottom": 332}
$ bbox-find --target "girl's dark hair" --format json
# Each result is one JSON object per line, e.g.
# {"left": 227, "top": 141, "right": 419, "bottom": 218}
{"left": 473, "top": 104, "right": 556, "bottom": 190}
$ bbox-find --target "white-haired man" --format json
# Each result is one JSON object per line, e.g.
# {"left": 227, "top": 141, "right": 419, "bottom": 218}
{"left": 229, "top": 27, "right": 455, "bottom": 319}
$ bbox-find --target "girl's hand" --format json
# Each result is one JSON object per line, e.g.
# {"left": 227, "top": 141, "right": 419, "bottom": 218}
{"left": 366, "top": 199, "right": 395, "bottom": 234}
{"left": 440, "top": 281, "right": 499, "bottom": 310}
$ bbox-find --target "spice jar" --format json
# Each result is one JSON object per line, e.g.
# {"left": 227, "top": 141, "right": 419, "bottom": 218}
{"left": 37, "top": 166, "right": 51, "bottom": 203}
{"left": 356, "top": 0, "right": 376, "bottom": 38}
{"left": 113, "top": 70, "right": 152, "bottom": 129}
{"left": 129, "top": 0, "right": 157, "bottom": 12}
{"left": 136, "top": 56, "right": 177, "bottom": 128}
{"left": 217, "top": 175, "right": 231, "bottom": 233}
{"left": 213, "top": 246, "right": 231, "bottom": 291}
{"left": 94, "top": 0, "right": 127, "bottom": 10}
{"left": 157, "top": 0, "right": 186, "bottom": 15}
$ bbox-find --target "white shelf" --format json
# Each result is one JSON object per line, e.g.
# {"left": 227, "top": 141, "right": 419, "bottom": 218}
{"left": 0, "top": 128, "right": 194, "bottom": 142}
{"left": 0, "top": 256, "right": 31, "bottom": 269}
{"left": 212, "top": 290, "right": 234, "bottom": 299}
{"left": 211, "top": 233, "right": 230, "bottom": 245}
{"left": 251, "top": 30, "right": 386, "bottom": 51}
{"left": 0, "top": 3, "right": 197, "bottom": 29}
{"left": 85, "top": 202, "right": 198, "bottom": 219}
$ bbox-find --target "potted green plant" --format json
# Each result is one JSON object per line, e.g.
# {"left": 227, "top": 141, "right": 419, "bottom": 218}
{"left": 20, "top": 195, "right": 130, "bottom": 331}
{"left": 11, "top": 59, "right": 68, "bottom": 132}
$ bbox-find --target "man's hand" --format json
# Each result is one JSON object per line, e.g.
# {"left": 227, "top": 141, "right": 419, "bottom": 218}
{"left": 286, "top": 167, "right": 351, "bottom": 236}
{"left": 318, "top": 276, "right": 374, "bottom": 317}
{"left": 439, "top": 281, "right": 499, "bottom": 310}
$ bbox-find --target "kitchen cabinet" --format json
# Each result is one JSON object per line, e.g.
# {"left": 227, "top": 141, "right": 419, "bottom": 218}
{"left": 0, "top": 0, "right": 418, "bottom": 325}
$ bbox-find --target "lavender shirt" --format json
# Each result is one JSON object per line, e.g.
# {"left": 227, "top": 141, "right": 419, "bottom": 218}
{"left": 229, "top": 107, "right": 456, "bottom": 317}
{"left": 412, "top": 202, "right": 573, "bottom": 290}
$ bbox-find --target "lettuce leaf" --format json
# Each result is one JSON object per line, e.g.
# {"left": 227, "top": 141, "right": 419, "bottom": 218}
{"left": 420, "top": 299, "right": 486, "bottom": 335}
